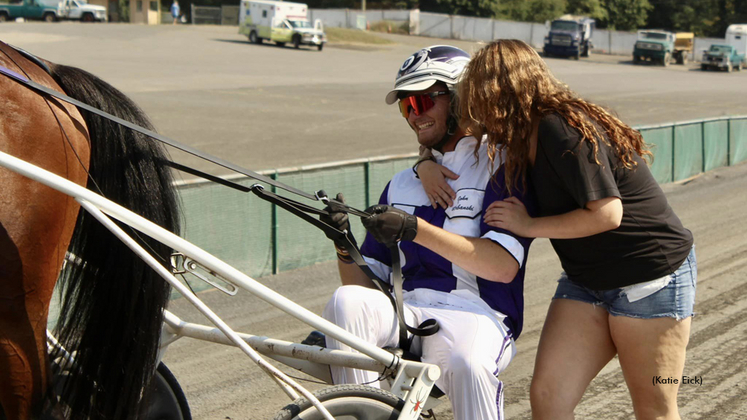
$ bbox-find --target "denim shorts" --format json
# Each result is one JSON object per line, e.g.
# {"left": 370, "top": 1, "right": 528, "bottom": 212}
{"left": 552, "top": 247, "right": 697, "bottom": 320}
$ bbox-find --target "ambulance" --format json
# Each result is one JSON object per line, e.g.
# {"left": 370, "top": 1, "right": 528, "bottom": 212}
{"left": 239, "top": 0, "right": 326, "bottom": 51}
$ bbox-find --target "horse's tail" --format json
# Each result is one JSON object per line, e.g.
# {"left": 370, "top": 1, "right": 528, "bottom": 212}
{"left": 49, "top": 64, "right": 181, "bottom": 420}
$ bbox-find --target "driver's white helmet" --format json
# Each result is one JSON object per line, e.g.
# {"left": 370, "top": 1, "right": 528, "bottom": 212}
{"left": 385, "top": 45, "right": 471, "bottom": 105}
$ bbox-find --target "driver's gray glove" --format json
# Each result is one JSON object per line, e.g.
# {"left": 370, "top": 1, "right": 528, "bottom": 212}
{"left": 361, "top": 205, "right": 417, "bottom": 247}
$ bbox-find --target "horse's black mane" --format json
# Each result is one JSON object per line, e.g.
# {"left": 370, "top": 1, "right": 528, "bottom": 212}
{"left": 50, "top": 63, "right": 181, "bottom": 420}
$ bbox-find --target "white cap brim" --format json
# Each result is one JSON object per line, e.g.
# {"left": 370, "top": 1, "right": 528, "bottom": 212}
{"left": 384, "top": 79, "right": 438, "bottom": 105}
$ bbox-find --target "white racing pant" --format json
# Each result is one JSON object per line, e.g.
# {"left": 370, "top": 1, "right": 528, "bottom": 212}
{"left": 322, "top": 285, "right": 516, "bottom": 420}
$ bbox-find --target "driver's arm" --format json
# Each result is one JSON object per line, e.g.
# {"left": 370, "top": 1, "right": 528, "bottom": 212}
{"left": 320, "top": 192, "right": 383, "bottom": 290}
{"left": 413, "top": 220, "right": 519, "bottom": 283}
{"left": 336, "top": 254, "right": 377, "bottom": 289}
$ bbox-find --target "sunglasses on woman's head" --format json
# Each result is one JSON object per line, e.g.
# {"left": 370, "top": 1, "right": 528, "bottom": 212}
{"left": 398, "top": 91, "right": 450, "bottom": 119}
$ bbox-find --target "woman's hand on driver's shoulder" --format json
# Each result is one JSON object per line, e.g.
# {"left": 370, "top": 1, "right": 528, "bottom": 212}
{"left": 418, "top": 160, "right": 458, "bottom": 209}
{"left": 484, "top": 196, "right": 534, "bottom": 237}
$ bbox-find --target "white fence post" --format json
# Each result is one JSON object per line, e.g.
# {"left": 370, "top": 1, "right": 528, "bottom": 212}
{"left": 409, "top": 9, "right": 419, "bottom": 35}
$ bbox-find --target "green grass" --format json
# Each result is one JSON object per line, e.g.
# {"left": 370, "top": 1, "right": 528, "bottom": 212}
{"left": 368, "top": 20, "right": 410, "bottom": 35}
{"left": 325, "top": 27, "right": 395, "bottom": 45}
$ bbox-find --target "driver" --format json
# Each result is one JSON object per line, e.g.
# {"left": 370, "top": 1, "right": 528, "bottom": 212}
{"left": 319, "top": 45, "right": 537, "bottom": 420}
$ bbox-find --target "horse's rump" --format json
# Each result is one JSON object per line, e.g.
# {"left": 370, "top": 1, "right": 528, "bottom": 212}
{"left": 0, "top": 41, "right": 91, "bottom": 420}
{"left": 0, "top": 41, "right": 181, "bottom": 420}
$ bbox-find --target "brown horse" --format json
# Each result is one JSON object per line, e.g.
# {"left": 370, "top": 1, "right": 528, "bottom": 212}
{"left": 0, "top": 41, "right": 180, "bottom": 419}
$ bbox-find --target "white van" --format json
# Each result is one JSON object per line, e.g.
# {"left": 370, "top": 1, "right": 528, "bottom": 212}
{"left": 239, "top": 0, "right": 326, "bottom": 51}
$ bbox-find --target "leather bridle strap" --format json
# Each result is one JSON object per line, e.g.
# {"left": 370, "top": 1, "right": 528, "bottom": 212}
{"left": 249, "top": 184, "right": 388, "bottom": 288}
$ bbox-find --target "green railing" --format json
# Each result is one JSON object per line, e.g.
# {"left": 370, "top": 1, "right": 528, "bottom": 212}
{"left": 176, "top": 115, "right": 747, "bottom": 283}
{"left": 640, "top": 116, "right": 747, "bottom": 183}
{"left": 177, "top": 154, "right": 420, "bottom": 280}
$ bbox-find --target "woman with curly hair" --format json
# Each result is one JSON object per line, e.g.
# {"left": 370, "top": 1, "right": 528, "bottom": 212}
{"left": 416, "top": 39, "right": 696, "bottom": 419}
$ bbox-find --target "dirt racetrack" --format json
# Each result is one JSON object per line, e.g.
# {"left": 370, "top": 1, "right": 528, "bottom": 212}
{"left": 1, "top": 23, "right": 746, "bottom": 419}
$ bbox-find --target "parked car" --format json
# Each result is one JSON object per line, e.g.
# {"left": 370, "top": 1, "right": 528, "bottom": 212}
{"left": 701, "top": 44, "right": 745, "bottom": 72}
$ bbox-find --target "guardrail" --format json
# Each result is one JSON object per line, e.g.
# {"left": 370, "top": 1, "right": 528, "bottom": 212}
{"left": 176, "top": 154, "right": 418, "bottom": 280}
{"left": 175, "top": 115, "right": 747, "bottom": 284}
{"left": 640, "top": 116, "right": 747, "bottom": 183}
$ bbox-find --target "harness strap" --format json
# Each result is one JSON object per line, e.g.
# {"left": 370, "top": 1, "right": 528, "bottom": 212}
{"left": 166, "top": 161, "right": 251, "bottom": 193}
{"left": 9, "top": 43, "right": 52, "bottom": 76}
{"left": 390, "top": 248, "right": 439, "bottom": 349}
{"left": 250, "top": 186, "right": 439, "bottom": 349}
{"left": 249, "top": 185, "right": 386, "bottom": 285}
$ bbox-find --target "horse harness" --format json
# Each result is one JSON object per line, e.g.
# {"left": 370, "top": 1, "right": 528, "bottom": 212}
{"left": 6, "top": 43, "right": 52, "bottom": 76}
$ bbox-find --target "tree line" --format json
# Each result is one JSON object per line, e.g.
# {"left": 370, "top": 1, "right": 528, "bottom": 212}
{"left": 306, "top": 0, "right": 747, "bottom": 37}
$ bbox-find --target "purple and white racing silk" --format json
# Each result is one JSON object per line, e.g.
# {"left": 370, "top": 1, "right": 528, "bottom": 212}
{"left": 360, "top": 136, "right": 535, "bottom": 339}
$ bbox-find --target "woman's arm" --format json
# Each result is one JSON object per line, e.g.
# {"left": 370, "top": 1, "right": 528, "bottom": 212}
{"left": 484, "top": 196, "right": 622, "bottom": 239}
{"left": 414, "top": 146, "right": 459, "bottom": 209}
{"left": 417, "top": 160, "right": 459, "bottom": 208}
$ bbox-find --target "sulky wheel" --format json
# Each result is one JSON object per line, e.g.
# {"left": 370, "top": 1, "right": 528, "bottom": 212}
{"left": 139, "top": 362, "right": 192, "bottom": 420}
{"left": 273, "top": 384, "right": 421, "bottom": 420}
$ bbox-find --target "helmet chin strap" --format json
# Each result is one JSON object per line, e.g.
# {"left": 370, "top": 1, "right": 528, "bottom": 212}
{"left": 433, "top": 114, "right": 459, "bottom": 152}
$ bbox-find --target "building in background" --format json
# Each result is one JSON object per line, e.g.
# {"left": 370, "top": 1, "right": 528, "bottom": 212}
{"left": 129, "top": 0, "right": 160, "bottom": 23}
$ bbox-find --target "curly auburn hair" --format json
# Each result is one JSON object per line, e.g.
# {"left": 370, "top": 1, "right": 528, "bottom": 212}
{"left": 457, "top": 39, "right": 652, "bottom": 193}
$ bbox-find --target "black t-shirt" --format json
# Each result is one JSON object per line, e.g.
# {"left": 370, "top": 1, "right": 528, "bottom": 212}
{"left": 530, "top": 113, "right": 693, "bottom": 290}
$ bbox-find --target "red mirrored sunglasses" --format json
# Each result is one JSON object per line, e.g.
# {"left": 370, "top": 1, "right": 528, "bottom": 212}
{"left": 398, "top": 91, "right": 450, "bottom": 119}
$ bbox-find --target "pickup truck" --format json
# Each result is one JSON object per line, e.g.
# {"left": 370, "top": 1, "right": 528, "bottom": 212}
{"left": 0, "top": 0, "right": 62, "bottom": 22}
{"left": 701, "top": 44, "right": 745, "bottom": 72}
{"left": 0, "top": 0, "right": 105, "bottom": 22}
{"left": 58, "top": 0, "right": 106, "bottom": 22}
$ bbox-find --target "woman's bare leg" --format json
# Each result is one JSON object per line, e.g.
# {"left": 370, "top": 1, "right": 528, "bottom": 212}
{"left": 531, "top": 299, "right": 617, "bottom": 420}
{"left": 610, "top": 315, "right": 691, "bottom": 420}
